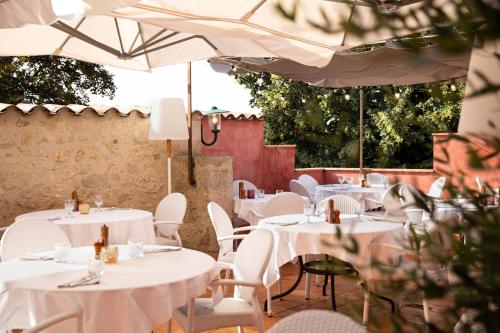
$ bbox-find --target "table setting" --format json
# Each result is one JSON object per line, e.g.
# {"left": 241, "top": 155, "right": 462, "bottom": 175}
{"left": 0, "top": 241, "right": 217, "bottom": 332}
{"left": 15, "top": 194, "right": 156, "bottom": 247}
{"left": 315, "top": 177, "right": 387, "bottom": 210}
{"left": 233, "top": 192, "right": 310, "bottom": 223}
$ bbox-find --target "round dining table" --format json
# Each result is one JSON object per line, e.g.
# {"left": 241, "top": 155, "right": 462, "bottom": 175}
{"left": 15, "top": 208, "right": 156, "bottom": 246}
{"left": 0, "top": 245, "right": 217, "bottom": 333}
{"left": 233, "top": 194, "right": 310, "bottom": 224}
{"left": 315, "top": 184, "right": 387, "bottom": 210}
{"left": 258, "top": 213, "right": 405, "bottom": 286}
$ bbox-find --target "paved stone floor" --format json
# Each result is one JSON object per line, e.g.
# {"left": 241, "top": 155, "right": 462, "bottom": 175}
{"left": 159, "top": 263, "right": 454, "bottom": 333}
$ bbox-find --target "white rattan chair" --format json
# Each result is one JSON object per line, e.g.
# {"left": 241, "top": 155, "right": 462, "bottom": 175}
{"left": 172, "top": 229, "right": 274, "bottom": 333}
{"left": 475, "top": 176, "right": 483, "bottom": 191}
{"left": 0, "top": 219, "right": 70, "bottom": 261}
{"left": 366, "top": 172, "right": 389, "bottom": 186}
{"left": 24, "top": 308, "right": 83, "bottom": 333}
{"left": 317, "top": 195, "right": 361, "bottom": 215}
{"left": 267, "top": 310, "right": 367, "bottom": 333}
{"left": 365, "top": 183, "right": 406, "bottom": 218}
{"left": 208, "top": 202, "right": 256, "bottom": 265}
{"left": 247, "top": 192, "right": 305, "bottom": 225}
{"left": 153, "top": 192, "right": 187, "bottom": 247}
{"left": 289, "top": 179, "right": 311, "bottom": 200}
{"left": 298, "top": 174, "right": 319, "bottom": 197}
{"left": 362, "top": 220, "right": 454, "bottom": 326}
{"left": 232, "top": 180, "right": 258, "bottom": 197}
{"left": 427, "top": 177, "right": 446, "bottom": 199}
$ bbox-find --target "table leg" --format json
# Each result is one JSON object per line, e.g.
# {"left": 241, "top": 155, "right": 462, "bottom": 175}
{"left": 263, "top": 257, "right": 305, "bottom": 312}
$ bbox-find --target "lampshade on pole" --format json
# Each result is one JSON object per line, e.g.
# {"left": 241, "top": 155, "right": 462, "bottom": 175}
{"left": 149, "top": 98, "right": 189, "bottom": 194}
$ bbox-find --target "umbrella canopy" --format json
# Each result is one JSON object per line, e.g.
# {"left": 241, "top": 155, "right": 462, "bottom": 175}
{"left": 0, "top": 0, "right": 437, "bottom": 69}
{"left": 209, "top": 42, "right": 471, "bottom": 87}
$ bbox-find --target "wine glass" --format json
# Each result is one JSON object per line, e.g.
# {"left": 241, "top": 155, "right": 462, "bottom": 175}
{"left": 354, "top": 206, "right": 362, "bottom": 223}
{"left": 347, "top": 176, "right": 354, "bottom": 187}
{"left": 358, "top": 174, "right": 363, "bottom": 185}
{"left": 338, "top": 176, "right": 345, "bottom": 185}
{"left": 94, "top": 195, "right": 104, "bottom": 211}
{"left": 303, "top": 203, "right": 315, "bottom": 223}
{"left": 64, "top": 199, "right": 75, "bottom": 217}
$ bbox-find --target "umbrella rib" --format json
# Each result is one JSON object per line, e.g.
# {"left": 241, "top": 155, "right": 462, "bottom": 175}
{"left": 55, "top": 17, "right": 86, "bottom": 54}
{"left": 240, "top": 0, "right": 268, "bottom": 21}
{"left": 114, "top": 18, "right": 126, "bottom": 54}
{"left": 341, "top": 1, "right": 358, "bottom": 47}
{"left": 51, "top": 20, "right": 123, "bottom": 58}
{"left": 136, "top": 23, "right": 153, "bottom": 70}
{"left": 131, "top": 35, "right": 208, "bottom": 58}
{"left": 129, "top": 3, "right": 336, "bottom": 50}
{"left": 129, "top": 32, "right": 179, "bottom": 57}
{"left": 128, "top": 28, "right": 168, "bottom": 54}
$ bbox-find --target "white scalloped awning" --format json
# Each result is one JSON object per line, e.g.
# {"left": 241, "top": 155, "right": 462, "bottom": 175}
{"left": 0, "top": 103, "right": 151, "bottom": 117}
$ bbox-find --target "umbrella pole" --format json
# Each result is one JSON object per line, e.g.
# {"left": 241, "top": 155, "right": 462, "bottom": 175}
{"left": 187, "top": 62, "right": 196, "bottom": 186}
{"left": 359, "top": 88, "right": 364, "bottom": 173}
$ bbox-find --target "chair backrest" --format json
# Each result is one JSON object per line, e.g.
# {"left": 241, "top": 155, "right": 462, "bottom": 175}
{"left": 289, "top": 180, "right": 311, "bottom": 199}
{"left": 267, "top": 310, "right": 367, "bottom": 333}
{"left": 298, "top": 174, "right": 319, "bottom": 195}
{"left": 428, "top": 177, "right": 446, "bottom": 198}
{"left": 207, "top": 202, "right": 235, "bottom": 256}
{"left": 317, "top": 195, "right": 361, "bottom": 215}
{"left": 24, "top": 308, "right": 83, "bottom": 333}
{"left": 1, "top": 219, "right": 70, "bottom": 261}
{"left": 155, "top": 192, "right": 187, "bottom": 236}
{"left": 366, "top": 172, "right": 388, "bottom": 185}
{"left": 262, "top": 192, "right": 305, "bottom": 218}
{"left": 475, "top": 176, "right": 483, "bottom": 191}
{"left": 399, "top": 183, "right": 419, "bottom": 210}
{"left": 381, "top": 183, "right": 405, "bottom": 216}
{"left": 232, "top": 180, "right": 257, "bottom": 197}
{"left": 233, "top": 229, "right": 273, "bottom": 302}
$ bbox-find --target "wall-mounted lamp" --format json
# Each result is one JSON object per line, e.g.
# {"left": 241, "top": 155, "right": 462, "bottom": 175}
{"left": 201, "top": 106, "right": 227, "bottom": 146}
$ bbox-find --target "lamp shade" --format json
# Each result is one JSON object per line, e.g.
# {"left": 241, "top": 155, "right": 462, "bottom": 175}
{"left": 149, "top": 98, "right": 189, "bottom": 140}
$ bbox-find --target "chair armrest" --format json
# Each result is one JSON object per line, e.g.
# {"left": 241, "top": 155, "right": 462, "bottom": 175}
{"left": 247, "top": 209, "right": 263, "bottom": 219}
{"left": 210, "top": 279, "right": 263, "bottom": 288}
{"left": 233, "top": 225, "right": 257, "bottom": 233}
{"left": 216, "top": 262, "right": 234, "bottom": 272}
{"left": 365, "top": 198, "right": 383, "bottom": 205}
{"left": 217, "top": 235, "right": 247, "bottom": 242}
{"left": 152, "top": 220, "right": 181, "bottom": 226}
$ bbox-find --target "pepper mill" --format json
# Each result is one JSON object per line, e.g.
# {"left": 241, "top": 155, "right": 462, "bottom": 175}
{"left": 326, "top": 199, "right": 335, "bottom": 223}
{"left": 334, "top": 210, "right": 341, "bottom": 224}
{"left": 71, "top": 190, "right": 80, "bottom": 212}
{"left": 101, "top": 224, "right": 109, "bottom": 248}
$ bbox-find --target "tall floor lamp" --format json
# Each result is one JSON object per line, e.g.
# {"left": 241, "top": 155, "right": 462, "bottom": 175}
{"left": 149, "top": 98, "right": 189, "bottom": 194}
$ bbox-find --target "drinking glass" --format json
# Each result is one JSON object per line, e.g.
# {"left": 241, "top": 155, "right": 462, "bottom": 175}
{"left": 354, "top": 206, "right": 362, "bottom": 223}
{"left": 276, "top": 190, "right": 283, "bottom": 194}
{"left": 54, "top": 242, "right": 71, "bottom": 263}
{"left": 303, "top": 203, "right": 314, "bottom": 223}
{"left": 128, "top": 238, "right": 143, "bottom": 258}
{"left": 358, "top": 174, "right": 363, "bottom": 185}
{"left": 64, "top": 199, "right": 75, "bottom": 217}
{"left": 338, "top": 176, "right": 345, "bottom": 184}
{"left": 87, "top": 257, "right": 105, "bottom": 278}
{"left": 347, "top": 176, "right": 354, "bottom": 187}
{"left": 94, "top": 195, "right": 104, "bottom": 211}
{"left": 257, "top": 189, "right": 265, "bottom": 199}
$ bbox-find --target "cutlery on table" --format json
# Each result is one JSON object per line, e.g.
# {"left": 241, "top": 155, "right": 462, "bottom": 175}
{"left": 58, "top": 275, "right": 100, "bottom": 288}
{"left": 143, "top": 247, "right": 182, "bottom": 254}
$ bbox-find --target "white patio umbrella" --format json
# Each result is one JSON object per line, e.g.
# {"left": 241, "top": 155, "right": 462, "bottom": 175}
{"left": 0, "top": 0, "right": 436, "bottom": 69}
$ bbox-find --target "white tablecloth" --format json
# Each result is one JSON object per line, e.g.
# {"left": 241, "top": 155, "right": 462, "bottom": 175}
{"left": 16, "top": 208, "right": 156, "bottom": 246}
{"left": 233, "top": 194, "right": 309, "bottom": 223}
{"left": 258, "top": 214, "right": 406, "bottom": 286}
{"left": 0, "top": 245, "right": 217, "bottom": 332}
{"left": 315, "top": 184, "right": 386, "bottom": 210}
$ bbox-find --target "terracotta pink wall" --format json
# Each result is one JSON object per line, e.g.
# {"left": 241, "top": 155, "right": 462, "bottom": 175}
{"left": 202, "top": 118, "right": 499, "bottom": 194}
{"left": 433, "top": 133, "right": 499, "bottom": 189}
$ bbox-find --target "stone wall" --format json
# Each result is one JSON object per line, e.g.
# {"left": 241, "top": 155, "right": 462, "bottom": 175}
{"left": 0, "top": 106, "right": 232, "bottom": 255}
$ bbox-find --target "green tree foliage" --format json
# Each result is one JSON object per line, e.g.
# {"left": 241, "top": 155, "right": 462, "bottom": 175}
{"left": 236, "top": 73, "right": 463, "bottom": 169}
{"left": 0, "top": 56, "right": 116, "bottom": 105}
